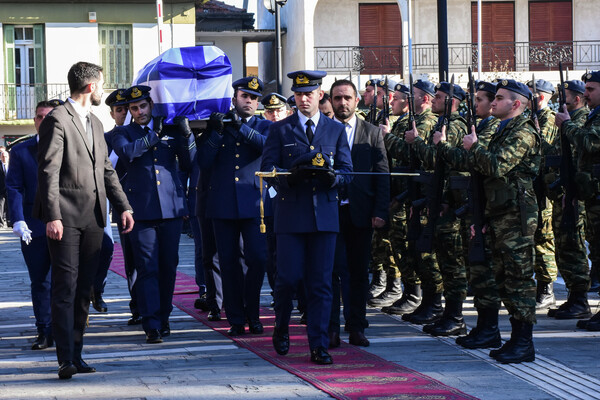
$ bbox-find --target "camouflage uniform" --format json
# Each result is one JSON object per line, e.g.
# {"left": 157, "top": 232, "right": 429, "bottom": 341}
{"left": 413, "top": 112, "right": 469, "bottom": 303}
{"left": 440, "top": 116, "right": 502, "bottom": 310}
{"left": 534, "top": 107, "right": 559, "bottom": 284}
{"left": 385, "top": 109, "right": 440, "bottom": 294}
{"left": 471, "top": 114, "right": 540, "bottom": 324}
{"left": 547, "top": 106, "right": 591, "bottom": 293}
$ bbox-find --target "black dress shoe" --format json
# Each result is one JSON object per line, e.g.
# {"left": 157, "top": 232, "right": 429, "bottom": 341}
{"left": 73, "top": 358, "right": 96, "bottom": 373}
{"left": 227, "top": 324, "right": 245, "bottom": 336}
{"left": 328, "top": 331, "right": 341, "bottom": 349}
{"left": 128, "top": 315, "right": 143, "bottom": 325}
{"left": 272, "top": 327, "right": 289, "bottom": 355}
{"left": 91, "top": 292, "right": 108, "bottom": 313}
{"left": 160, "top": 323, "right": 170, "bottom": 337}
{"left": 146, "top": 329, "right": 163, "bottom": 344}
{"left": 310, "top": 347, "right": 333, "bottom": 365}
{"left": 58, "top": 361, "right": 77, "bottom": 379}
{"left": 207, "top": 310, "right": 221, "bottom": 321}
{"left": 194, "top": 293, "right": 209, "bottom": 311}
{"left": 31, "top": 334, "right": 53, "bottom": 350}
{"left": 348, "top": 331, "right": 370, "bottom": 347}
{"left": 299, "top": 312, "right": 307, "bottom": 325}
{"left": 248, "top": 320, "right": 264, "bottom": 334}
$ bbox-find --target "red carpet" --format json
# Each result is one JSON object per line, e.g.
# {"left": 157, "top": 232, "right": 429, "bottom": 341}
{"left": 110, "top": 243, "right": 478, "bottom": 400}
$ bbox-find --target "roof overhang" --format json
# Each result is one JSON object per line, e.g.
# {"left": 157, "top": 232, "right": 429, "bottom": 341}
{"left": 196, "top": 29, "right": 284, "bottom": 43}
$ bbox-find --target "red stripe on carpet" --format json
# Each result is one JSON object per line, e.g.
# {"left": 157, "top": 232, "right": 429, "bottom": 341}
{"left": 110, "top": 243, "right": 479, "bottom": 400}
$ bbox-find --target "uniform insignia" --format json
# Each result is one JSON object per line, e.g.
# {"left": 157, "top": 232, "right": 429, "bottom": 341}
{"left": 248, "top": 78, "right": 259, "bottom": 90}
{"left": 116, "top": 91, "right": 125, "bottom": 101}
{"left": 296, "top": 74, "right": 310, "bottom": 85}
{"left": 312, "top": 153, "right": 325, "bottom": 167}
{"left": 131, "top": 87, "right": 142, "bottom": 98}
{"left": 435, "top": 83, "right": 441, "bottom": 89}
{"left": 564, "top": 82, "right": 569, "bottom": 89}
{"left": 269, "top": 95, "right": 278, "bottom": 105}
{"left": 587, "top": 73, "right": 592, "bottom": 80}
{"left": 502, "top": 80, "right": 508, "bottom": 86}
{"left": 366, "top": 80, "right": 372, "bottom": 86}
{"left": 478, "top": 83, "right": 485, "bottom": 89}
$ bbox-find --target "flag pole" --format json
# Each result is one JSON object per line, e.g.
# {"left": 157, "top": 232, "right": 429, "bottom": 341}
{"left": 156, "top": 0, "right": 164, "bottom": 55}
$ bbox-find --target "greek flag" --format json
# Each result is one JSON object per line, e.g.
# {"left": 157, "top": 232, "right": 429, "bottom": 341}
{"left": 132, "top": 46, "right": 233, "bottom": 124}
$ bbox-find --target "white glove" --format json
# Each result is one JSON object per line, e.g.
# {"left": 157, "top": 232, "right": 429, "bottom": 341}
{"left": 12, "top": 220, "right": 33, "bottom": 245}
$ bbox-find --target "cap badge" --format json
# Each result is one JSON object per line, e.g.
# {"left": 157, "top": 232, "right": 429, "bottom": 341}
{"left": 312, "top": 153, "right": 325, "bottom": 167}
{"left": 296, "top": 74, "right": 310, "bottom": 85}
{"left": 502, "top": 80, "right": 508, "bottom": 86}
{"left": 269, "top": 95, "right": 278, "bottom": 105}
{"left": 248, "top": 78, "right": 259, "bottom": 90}
{"left": 131, "top": 87, "right": 142, "bottom": 98}
{"left": 116, "top": 91, "right": 125, "bottom": 101}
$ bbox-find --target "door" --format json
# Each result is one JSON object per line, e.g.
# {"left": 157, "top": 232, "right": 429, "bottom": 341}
{"left": 15, "top": 41, "right": 36, "bottom": 119}
{"left": 359, "top": 4, "right": 403, "bottom": 75}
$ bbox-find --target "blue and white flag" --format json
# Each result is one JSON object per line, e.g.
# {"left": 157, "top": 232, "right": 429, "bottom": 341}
{"left": 132, "top": 46, "right": 233, "bottom": 124}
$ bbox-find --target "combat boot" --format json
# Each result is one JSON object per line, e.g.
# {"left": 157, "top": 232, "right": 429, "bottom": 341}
{"left": 495, "top": 319, "right": 535, "bottom": 364}
{"left": 368, "top": 274, "right": 403, "bottom": 308}
{"left": 368, "top": 269, "right": 387, "bottom": 299}
{"left": 382, "top": 284, "right": 422, "bottom": 315}
{"left": 577, "top": 310, "right": 600, "bottom": 330}
{"left": 423, "top": 299, "right": 467, "bottom": 336}
{"left": 535, "top": 281, "right": 555, "bottom": 310}
{"left": 549, "top": 290, "right": 592, "bottom": 319}
{"left": 403, "top": 292, "right": 443, "bottom": 325}
{"left": 589, "top": 262, "right": 600, "bottom": 292}
{"left": 490, "top": 317, "right": 519, "bottom": 359}
{"left": 457, "top": 308, "right": 502, "bottom": 349}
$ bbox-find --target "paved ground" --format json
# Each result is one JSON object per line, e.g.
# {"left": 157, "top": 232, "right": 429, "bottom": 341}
{"left": 1, "top": 225, "right": 599, "bottom": 400}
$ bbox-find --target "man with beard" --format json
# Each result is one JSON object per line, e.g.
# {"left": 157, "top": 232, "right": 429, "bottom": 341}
{"left": 35, "top": 62, "right": 134, "bottom": 379}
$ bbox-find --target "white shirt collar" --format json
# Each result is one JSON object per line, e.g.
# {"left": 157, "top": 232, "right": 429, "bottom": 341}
{"left": 334, "top": 114, "right": 357, "bottom": 131}
{"left": 67, "top": 97, "right": 90, "bottom": 119}
{"left": 297, "top": 110, "right": 320, "bottom": 130}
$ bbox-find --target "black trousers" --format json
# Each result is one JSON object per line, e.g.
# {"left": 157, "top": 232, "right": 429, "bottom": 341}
{"left": 48, "top": 224, "right": 104, "bottom": 363}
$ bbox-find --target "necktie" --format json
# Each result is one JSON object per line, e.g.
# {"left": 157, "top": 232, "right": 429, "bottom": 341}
{"left": 85, "top": 115, "right": 94, "bottom": 148}
{"left": 305, "top": 119, "right": 314, "bottom": 143}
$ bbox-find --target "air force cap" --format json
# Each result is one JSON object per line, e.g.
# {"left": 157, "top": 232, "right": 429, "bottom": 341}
{"left": 105, "top": 88, "right": 128, "bottom": 107}
{"left": 527, "top": 79, "right": 555, "bottom": 94}
{"left": 288, "top": 70, "right": 327, "bottom": 92}
{"left": 583, "top": 71, "right": 600, "bottom": 84}
{"left": 261, "top": 93, "right": 287, "bottom": 109}
{"left": 413, "top": 79, "right": 436, "bottom": 97}
{"left": 476, "top": 81, "right": 497, "bottom": 95}
{"left": 233, "top": 76, "right": 264, "bottom": 97}
{"left": 123, "top": 85, "right": 152, "bottom": 103}
{"left": 435, "top": 82, "right": 466, "bottom": 101}
{"left": 394, "top": 83, "right": 410, "bottom": 94}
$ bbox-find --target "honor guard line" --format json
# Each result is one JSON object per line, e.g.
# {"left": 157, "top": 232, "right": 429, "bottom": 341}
{"left": 255, "top": 168, "right": 420, "bottom": 234}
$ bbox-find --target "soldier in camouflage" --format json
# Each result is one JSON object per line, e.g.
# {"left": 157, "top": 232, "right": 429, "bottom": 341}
{"left": 527, "top": 79, "right": 559, "bottom": 310}
{"left": 556, "top": 71, "right": 600, "bottom": 331}
{"left": 404, "top": 81, "right": 469, "bottom": 336}
{"left": 435, "top": 81, "right": 503, "bottom": 349}
{"left": 383, "top": 79, "right": 439, "bottom": 316}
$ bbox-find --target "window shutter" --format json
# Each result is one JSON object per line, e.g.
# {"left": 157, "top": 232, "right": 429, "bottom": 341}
{"left": 3, "top": 25, "right": 16, "bottom": 118}
{"left": 471, "top": 2, "right": 515, "bottom": 72}
{"left": 529, "top": 1, "right": 572, "bottom": 70}
{"left": 359, "top": 4, "right": 402, "bottom": 75}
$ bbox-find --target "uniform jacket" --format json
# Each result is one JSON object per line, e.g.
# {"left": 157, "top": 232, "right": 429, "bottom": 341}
{"left": 197, "top": 115, "right": 271, "bottom": 219}
{"left": 34, "top": 101, "right": 131, "bottom": 227}
{"left": 6, "top": 137, "right": 45, "bottom": 237}
{"left": 261, "top": 112, "right": 353, "bottom": 233}
{"left": 112, "top": 121, "right": 194, "bottom": 220}
{"left": 346, "top": 118, "right": 390, "bottom": 227}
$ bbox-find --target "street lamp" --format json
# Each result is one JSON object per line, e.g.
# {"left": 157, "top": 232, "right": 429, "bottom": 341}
{"left": 264, "top": 0, "right": 287, "bottom": 93}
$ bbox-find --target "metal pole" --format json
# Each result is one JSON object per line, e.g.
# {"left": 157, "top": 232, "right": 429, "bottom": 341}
{"left": 437, "top": 0, "right": 448, "bottom": 80}
{"left": 477, "top": 0, "right": 482, "bottom": 79}
{"left": 408, "top": 0, "right": 413, "bottom": 75}
{"left": 275, "top": 2, "right": 283, "bottom": 93}
{"left": 156, "top": 0, "right": 164, "bottom": 55}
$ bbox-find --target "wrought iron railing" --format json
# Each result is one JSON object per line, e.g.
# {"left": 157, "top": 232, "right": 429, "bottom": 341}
{"left": 0, "top": 83, "right": 70, "bottom": 121}
{"left": 315, "top": 41, "right": 600, "bottom": 74}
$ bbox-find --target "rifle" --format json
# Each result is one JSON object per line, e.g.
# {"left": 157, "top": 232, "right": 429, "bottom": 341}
{"left": 369, "top": 79, "right": 379, "bottom": 125}
{"left": 416, "top": 75, "right": 454, "bottom": 253}
{"left": 530, "top": 74, "right": 547, "bottom": 230}
{"left": 382, "top": 77, "right": 390, "bottom": 123}
{"left": 549, "top": 62, "right": 577, "bottom": 236}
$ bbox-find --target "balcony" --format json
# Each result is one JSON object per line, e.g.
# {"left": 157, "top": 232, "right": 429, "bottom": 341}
{"left": 315, "top": 40, "right": 600, "bottom": 75}
{"left": 0, "top": 83, "right": 70, "bottom": 121}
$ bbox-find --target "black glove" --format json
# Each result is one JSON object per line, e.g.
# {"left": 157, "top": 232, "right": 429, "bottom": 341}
{"left": 316, "top": 168, "right": 336, "bottom": 189}
{"left": 225, "top": 110, "right": 242, "bottom": 132}
{"left": 208, "top": 112, "right": 226, "bottom": 135}
{"left": 153, "top": 116, "right": 165, "bottom": 137}
{"left": 173, "top": 116, "right": 193, "bottom": 138}
{"left": 286, "top": 166, "right": 305, "bottom": 187}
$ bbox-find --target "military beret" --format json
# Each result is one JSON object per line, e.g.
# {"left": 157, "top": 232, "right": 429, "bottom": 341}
{"left": 526, "top": 79, "right": 555, "bottom": 95}
{"left": 435, "top": 82, "right": 466, "bottom": 101}
{"left": 583, "top": 71, "right": 600, "bottom": 84}
{"left": 377, "top": 78, "right": 397, "bottom": 91}
{"left": 123, "top": 85, "right": 152, "bottom": 103}
{"left": 233, "top": 76, "right": 264, "bottom": 97}
{"left": 476, "top": 81, "right": 497, "bottom": 95}
{"left": 394, "top": 83, "right": 410, "bottom": 94}
{"left": 288, "top": 70, "right": 327, "bottom": 92}
{"left": 291, "top": 150, "right": 332, "bottom": 170}
{"left": 413, "top": 79, "right": 436, "bottom": 97}
{"left": 105, "top": 88, "right": 127, "bottom": 107}
{"left": 365, "top": 79, "right": 379, "bottom": 88}
{"left": 496, "top": 79, "right": 531, "bottom": 99}
{"left": 261, "top": 92, "right": 287, "bottom": 109}
{"left": 562, "top": 79, "right": 586, "bottom": 94}
{"left": 48, "top": 99, "right": 64, "bottom": 107}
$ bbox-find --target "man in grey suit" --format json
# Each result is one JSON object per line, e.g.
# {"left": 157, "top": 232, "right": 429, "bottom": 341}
{"left": 34, "top": 61, "right": 134, "bottom": 379}
{"left": 328, "top": 79, "right": 390, "bottom": 347}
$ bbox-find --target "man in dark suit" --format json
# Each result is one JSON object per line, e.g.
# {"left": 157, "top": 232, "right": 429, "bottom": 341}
{"left": 0, "top": 146, "right": 8, "bottom": 228}
{"left": 7, "top": 100, "right": 60, "bottom": 351}
{"left": 197, "top": 77, "right": 271, "bottom": 336}
{"left": 328, "top": 79, "right": 390, "bottom": 348}
{"left": 34, "top": 61, "right": 134, "bottom": 379}
{"left": 261, "top": 70, "right": 353, "bottom": 365}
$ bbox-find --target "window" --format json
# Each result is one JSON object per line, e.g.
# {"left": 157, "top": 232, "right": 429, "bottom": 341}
{"left": 358, "top": 4, "right": 403, "bottom": 75}
{"left": 471, "top": 2, "right": 515, "bottom": 72}
{"left": 99, "top": 25, "right": 133, "bottom": 89}
{"left": 529, "top": 1, "right": 572, "bottom": 70}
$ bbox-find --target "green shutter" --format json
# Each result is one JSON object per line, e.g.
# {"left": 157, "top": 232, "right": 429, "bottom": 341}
{"left": 3, "top": 25, "right": 16, "bottom": 118}
{"left": 33, "top": 24, "right": 46, "bottom": 102}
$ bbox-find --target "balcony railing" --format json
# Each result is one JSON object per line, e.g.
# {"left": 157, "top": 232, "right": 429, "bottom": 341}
{"left": 0, "top": 83, "right": 70, "bottom": 121}
{"left": 315, "top": 41, "right": 600, "bottom": 74}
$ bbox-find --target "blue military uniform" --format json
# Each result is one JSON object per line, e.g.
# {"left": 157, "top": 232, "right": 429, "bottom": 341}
{"left": 6, "top": 137, "right": 53, "bottom": 341}
{"left": 197, "top": 76, "right": 271, "bottom": 333}
{"left": 112, "top": 86, "right": 195, "bottom": 337}
{"left": 261, "top": 70, "right": 353, "bottom": 355}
